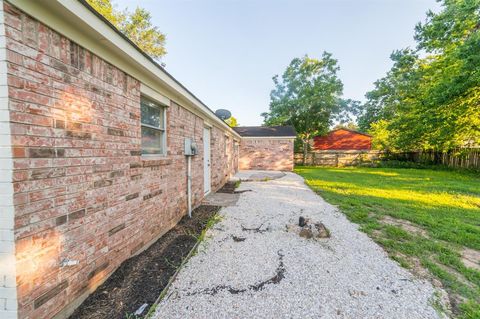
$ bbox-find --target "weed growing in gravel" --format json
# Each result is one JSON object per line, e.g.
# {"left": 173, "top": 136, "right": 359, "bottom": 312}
{"left": 198, "top": 214, "right": 223, "bottom": 243}
{"left": 235, "top": 180, "right": 242, "bottom": 189}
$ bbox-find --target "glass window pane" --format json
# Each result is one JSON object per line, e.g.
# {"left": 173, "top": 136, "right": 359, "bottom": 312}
{"left": 141, "top": 100, "right": 164, "bottom": 128}
{"left": 141, "top": 126, "right": 164, "bottom": 154}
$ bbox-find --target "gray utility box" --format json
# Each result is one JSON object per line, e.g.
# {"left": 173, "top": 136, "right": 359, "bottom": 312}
{"left": 184, "top": 138, "right": 198, "bottom": 156}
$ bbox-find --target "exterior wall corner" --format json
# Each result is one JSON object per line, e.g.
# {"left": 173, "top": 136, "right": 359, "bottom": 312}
{"left": 0, "top": 1, "right": 18, "bottom": 318}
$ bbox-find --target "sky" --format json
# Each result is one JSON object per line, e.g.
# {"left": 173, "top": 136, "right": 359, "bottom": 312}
{"left": 116, "top": 0, "right": 440, "bottom": 126}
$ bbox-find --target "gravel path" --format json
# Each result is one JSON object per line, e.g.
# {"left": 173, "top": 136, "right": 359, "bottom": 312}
{"left": 153, "top": 172, "right": 444, "bottom": 319}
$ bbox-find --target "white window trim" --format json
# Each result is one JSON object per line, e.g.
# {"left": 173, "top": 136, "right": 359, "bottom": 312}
{"left": 140, "top": 96, "right": 167, "bottom": 158}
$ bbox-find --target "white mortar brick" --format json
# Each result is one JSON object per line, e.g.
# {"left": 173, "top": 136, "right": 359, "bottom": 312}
{"left": 0, "top": 287, "right": 15, "bottom": 299}
{"left": 0, "top": 169, "right": 12, "bottom": 182}
{"left": 0, "top": 122, "right": 9, "bottom": 134}
{"left": 0, "top": 109, "right": 8, "bottom": 118}
{"left": 6, "top": 298, "right": 17, "bottom": 311}
{"left": 2, "top": 311, "right": 17, "bottom": 319}
{"left": 3, "top": 275, "right": 16, "bottom": 289}
{"left": 0, "top": 182, "right": 13, "bottom": 193}
{"left": 0, "top": 1, "right": 17, "bottom": 317}
{"left": 0, "top": 240, "right": 14, "bottom": 253}
{"left": 0, "top": 230, "right": 13, "bottom": 241}
{"left": 0, "top": 158, "right": 12, "bottom": 170}
{"left": 0, "top": 217, "right": 13, "bottom": 229}
{"left": 0, "top": 97, "right": 8, "bottom": 109}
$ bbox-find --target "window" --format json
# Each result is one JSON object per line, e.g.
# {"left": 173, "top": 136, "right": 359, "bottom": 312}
{"left": 141, "top": 97, "right": 166, "bottom": 155}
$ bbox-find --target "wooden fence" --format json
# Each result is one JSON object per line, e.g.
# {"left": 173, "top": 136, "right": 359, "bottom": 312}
{"left": 295, "top": 150, "right": 383, "bottom": 167}
{"left": 295, "top": 149, "right": 480, "bottom": 170}
{"left": 386, "top": 149, "right": 480, "bottom": 170}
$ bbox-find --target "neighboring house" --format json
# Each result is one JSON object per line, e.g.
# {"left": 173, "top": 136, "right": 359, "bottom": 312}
{"left": 312, "top": 129, "right": 372, "bottom": 151}
{"left": 234, "top": 126, "right": 297, "bottom": 171}
{"left": 0, "top": 1, "right": 247, "bottom": 318}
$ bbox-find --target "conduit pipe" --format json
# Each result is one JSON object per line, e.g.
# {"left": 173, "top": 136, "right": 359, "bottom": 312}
{"left": 185, "top": 137, "right": 198, "bottom": 218}
{"left": 187, "top": 155, "right": 192, "bottom": 218}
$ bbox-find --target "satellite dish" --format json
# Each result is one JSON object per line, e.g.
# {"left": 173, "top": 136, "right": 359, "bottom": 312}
{"left": 215, "top": 109, "right": 232, "bottom": 120}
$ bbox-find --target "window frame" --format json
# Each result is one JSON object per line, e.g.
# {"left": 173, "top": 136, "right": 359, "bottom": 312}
{"left": 140, "top": 96, "right": 167, "bottom": 157}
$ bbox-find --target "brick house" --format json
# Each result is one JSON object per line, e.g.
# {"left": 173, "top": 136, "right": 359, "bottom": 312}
{"left": 0, "top": 1, "right": 247, "bottom": 318}
{"left": 312, "top": 128, "right": 372, "bottom": 151}
{"left": 234, "top": 126, "right": 296, "bottom": 171}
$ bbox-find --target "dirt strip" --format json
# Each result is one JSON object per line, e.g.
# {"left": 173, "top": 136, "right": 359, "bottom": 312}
{"left": 69, "top": 205, "right": 220, "bottom": 319}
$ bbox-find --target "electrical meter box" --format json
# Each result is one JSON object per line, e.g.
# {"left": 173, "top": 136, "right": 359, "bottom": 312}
{"left": 184, "top": 138, "right": 198, "bottom": 156}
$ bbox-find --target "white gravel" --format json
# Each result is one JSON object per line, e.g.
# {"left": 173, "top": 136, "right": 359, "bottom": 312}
{"left": 153, "top": 172, "right": 445, "bottom": 319}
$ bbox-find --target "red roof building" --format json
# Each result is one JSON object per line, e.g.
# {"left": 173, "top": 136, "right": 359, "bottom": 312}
{"left": 312, "top": 129, "right": 372, "bottom": 150}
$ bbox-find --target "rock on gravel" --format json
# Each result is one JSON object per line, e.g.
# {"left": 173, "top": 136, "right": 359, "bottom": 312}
{"left": 153, "top": 172, "right": 445, "bottom": 319}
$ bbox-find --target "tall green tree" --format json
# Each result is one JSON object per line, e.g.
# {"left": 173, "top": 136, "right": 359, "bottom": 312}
{"left": 262, "top": 53, "right": 344, "bottom": 163}
{"left": 86, "top": 0, "right": 167, "bottom": 60}
{"left": 359, "top": 0, "right": 480, "bottom": 152}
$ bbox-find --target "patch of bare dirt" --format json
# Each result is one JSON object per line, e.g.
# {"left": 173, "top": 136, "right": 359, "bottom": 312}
{"left": 400, "top": 254, "right": 433, "bottom": 280}
{"left": 461, "top": 247, "right": 480, "bottom": 271}
{"left": 433, "top": 262, "right": 477, "bottom": 316}
{"left": 217, "top": 181, "right": 250, "bottom": 194}
{"left": 217, "top": 181, "right": 237, "bottom": 194}
{"left": 381, "top": 215, "right": 429, "bottom": 237}
{"left": 69, "top": 205, "right": 220, "bottom": 319}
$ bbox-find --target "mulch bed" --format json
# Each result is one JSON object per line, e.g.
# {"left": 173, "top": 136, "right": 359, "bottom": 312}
{"left": 69, "top": 205, "right": 220, "bottom": 319}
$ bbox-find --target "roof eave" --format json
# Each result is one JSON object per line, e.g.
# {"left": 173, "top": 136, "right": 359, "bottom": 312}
{"left": 8, "top": 0, "right": 241, "bottom": 139}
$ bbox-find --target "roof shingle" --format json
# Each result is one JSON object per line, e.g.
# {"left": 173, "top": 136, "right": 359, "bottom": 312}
{"left": 233, "top": 126, "right": 296, "bottom": 137}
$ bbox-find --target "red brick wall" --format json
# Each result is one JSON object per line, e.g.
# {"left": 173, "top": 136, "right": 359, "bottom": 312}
{"left": 4, "top": 3, "right": 237, "bottom": 318}
{"left": 239, "top": 138, "right": 294, "bottom": 171}
{"left": 312, "top": 129, "right": 372, "bottom": 150}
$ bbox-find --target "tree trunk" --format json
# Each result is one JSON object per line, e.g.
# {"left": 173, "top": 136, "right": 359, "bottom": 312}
{"left": 302, "top": 139, "right": 308, "bottom": 165}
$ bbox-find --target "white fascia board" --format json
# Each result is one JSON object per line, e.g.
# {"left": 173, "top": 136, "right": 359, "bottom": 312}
{"left": 140, "top": 84, "right": 170, "bottom": 107}
{"left": 9, "top": 0, "right": 241, "bottom": 139}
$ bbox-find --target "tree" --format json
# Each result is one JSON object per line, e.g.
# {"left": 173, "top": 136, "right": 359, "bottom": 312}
{"left": 357, "top": 49, "right": 419, "bottom": 133}
{"left": 86, "top": 0, "right": 167, "bottom": 60}
{"left": 225, "top": 116, "right": 238, "bottom": 127}
{"left": 262, "top": 53, "right": 344, "bottom": 163}
{"left": 368, "top": 120, "right": 398, "bottom": 151}
{"left": 358, "top": 1, "right": 480, "bottom": 152}
{"left": 333, "top": 122, "right": 359, "bottom": 131}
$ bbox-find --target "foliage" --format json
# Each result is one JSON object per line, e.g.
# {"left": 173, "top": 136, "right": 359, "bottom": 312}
{"left": 368, "top": 119, "right": 398, "bottom": 151}
{"left": 296, "top": 166, "right": 480, "bottom": 318}
{"left": 333, "top": 122, "right": 359, "bottom": 131}
{"left": 86, "top": 0, "right": 166, "bottom": 60}
{"left": 225, "top": 116, "right": 238, "bottom": 127}
{"left": 262, "top": 53, "right": 348, "bottom": 161}
{"left": 358, "top": 0, "right": 480, "bottom": 151}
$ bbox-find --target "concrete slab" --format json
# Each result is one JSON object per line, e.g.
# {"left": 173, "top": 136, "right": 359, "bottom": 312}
{"left": 233, "top": 170, "right": 286, "bottom": 181}
{"left": 202, "top": 192, "right": 239, "bottom": 207}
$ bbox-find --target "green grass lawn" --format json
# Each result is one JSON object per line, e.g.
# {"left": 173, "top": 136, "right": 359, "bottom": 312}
{"left": 295, "top": 166, "right": 480, "bottom": 318}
